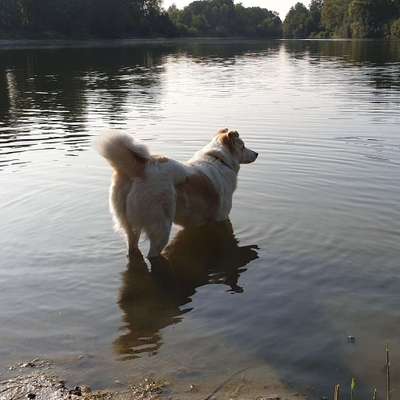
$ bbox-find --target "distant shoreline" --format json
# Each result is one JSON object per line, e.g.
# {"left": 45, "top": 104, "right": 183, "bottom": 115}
{"left": 0, "top": 36, "right": 397, "bottom": 50}
{"left": 0, "top": 36, "right": 268, "bottom": 50}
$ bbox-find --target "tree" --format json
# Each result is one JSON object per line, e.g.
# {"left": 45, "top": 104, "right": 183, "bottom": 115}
{"left": 283, "top": 2, "right": 312, "bottom": 38}
{"left": 234, "top": 4, "right": 281, "bottom": 37}
{"left": 346, "top": 0, "right": 398, "bottom": 37}
{"left": 168, "top": 0, "right": 282, "bottom": 37}
{"left": 391, "top": 18, "right": 400, "bottom": 37}
{"left": 350, "top": 0, "right": 387, "bottom": 37}
{"left": 321, "top": 0, "right": 351, "bottom": 37}
{"left": 280, "top": 0, "right": 400, "bottom": 38}
{"left": 309, "top": 0, "right": 323, "bottom": 35}
{"left": 0, "top": 0, "right": 20, "bottom": 31}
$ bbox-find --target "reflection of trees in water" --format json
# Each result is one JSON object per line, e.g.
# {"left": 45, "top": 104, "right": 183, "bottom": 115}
{"left": 0, "top": 41, "right": 282, "bottom": 167}
{"left": 283, "top": 39, "right": 400, "bottom": 62}
{"left": 170, "top": 40, "right": 281, "bottom": 62}
{"left": 114, "top": 220, "right": 258, "bottom": 360}
{"left": 283, "top": 40, "right": 400, "bottom": 89}
{"left": 82, "top": 47, "right": 168, "bottom": 126}
{"left": 0, "top": 70, "right": 10, "bottom": 118}
{"left": 0, "top": 50, "right": 86, "bottom": 125}
{"left": 0, "top": 45, "right": 168, "bottom": 164}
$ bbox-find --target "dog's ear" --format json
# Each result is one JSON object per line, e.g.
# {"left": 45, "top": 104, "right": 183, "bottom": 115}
{"left": 218, "top": 130, "right": 239, "bottom": 153}
{"left": 218, "top": 132, "right": 235, "bottom": 153}
{"left": 228, "top": 130, "right": 239, "bottom": 140}
{"left": 217, "top": 128, "right": 229, "bottom": 135}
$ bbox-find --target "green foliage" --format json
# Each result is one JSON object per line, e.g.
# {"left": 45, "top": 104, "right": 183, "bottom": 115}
{"left": 309, "top": 0, "right": 324, "bottom": 33}
{"left": 283, "top": 0, "right": 400, "bottom": 39}
{"left": 283, "top": 2, "right": 313, "bottom": 38}
{"left": 234, "top": 4, "right": 282, "bottom": 37}
{"left": 167, "top": 0, "right": 282, "bottom": 38}
{"left": 321, "top": 0, "right": 351, "bottom": 37}
{"left": 0, "top": 0, "right": 281, "bottom": 38}
{"left": 348, "top": 0, "right": 398, "bottom": 38}
{"left": 391, "top": 18, "right": 400, "bottom": 38}
{"left": 0, "top": 0, "right": 175, "bottom": 37}
{"left": 1, "top": 0, "right": 400, "bottom": 39}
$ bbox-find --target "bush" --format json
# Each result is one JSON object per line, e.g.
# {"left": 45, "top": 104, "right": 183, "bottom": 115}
{"left": 390, "top": 18, "right": 400, "bottom": 38}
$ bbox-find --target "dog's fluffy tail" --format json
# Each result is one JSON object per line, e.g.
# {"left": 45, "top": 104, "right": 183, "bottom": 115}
{"left": 97, "top": 132, "right": 150, "bottom": 178}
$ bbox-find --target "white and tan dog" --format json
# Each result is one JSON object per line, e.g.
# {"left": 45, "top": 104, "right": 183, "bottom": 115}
{"left": 97, "top": 129, "right": 258, "bottom": 258}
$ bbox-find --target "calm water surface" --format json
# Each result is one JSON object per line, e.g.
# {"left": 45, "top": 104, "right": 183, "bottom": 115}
{"left": 1, "top": 39, "right": 400, "bottom": 399}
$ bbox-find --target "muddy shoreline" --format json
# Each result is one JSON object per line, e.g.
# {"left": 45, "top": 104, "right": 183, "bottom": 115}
{"left": 1, "top": 358, "right": 306, "bottom": 400}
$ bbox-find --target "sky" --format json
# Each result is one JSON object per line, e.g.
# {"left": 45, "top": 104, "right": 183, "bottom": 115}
{"left": 162, "top": 0, "right": 311, "bottom": 19}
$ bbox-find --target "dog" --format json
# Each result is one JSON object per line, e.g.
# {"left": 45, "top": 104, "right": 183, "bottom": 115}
{"left": 97, "top": 128, "right": 258, "bottom": 258}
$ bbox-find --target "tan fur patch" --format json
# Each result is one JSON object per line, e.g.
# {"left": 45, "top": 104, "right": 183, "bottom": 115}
{"left": 217, "top": 132, "right": 235, "bottom": 153}
{"left": 152, "top": 155, "right": 169, "bottom": 163}
{"left": 177, "top": 171, "right": 219, "bottom": 222}
{"left": 186, "top": 172, "right": 219, "bottom": 206}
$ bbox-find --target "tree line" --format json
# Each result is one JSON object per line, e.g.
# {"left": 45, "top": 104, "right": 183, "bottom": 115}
{"left": 0, "top": 0, "right": 176, "bottom": 37}
{"left": 0, "top": 0, "right": 281, "bottom": 38}
{"left": 1, "top": 0, "right": 400, "bottom": 39}
{"left": 167, "top": 0, "right": 281, "bottom": 37}
{"left": 283, "top": 0, "right": 400, "bottom": 39}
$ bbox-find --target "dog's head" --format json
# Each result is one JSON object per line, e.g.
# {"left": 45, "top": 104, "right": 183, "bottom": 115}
{"left": 202, "top": 128, "right": 258, "bottom": 172}
{"left": 216, "top": 128, "right": 258, "bottom": 164}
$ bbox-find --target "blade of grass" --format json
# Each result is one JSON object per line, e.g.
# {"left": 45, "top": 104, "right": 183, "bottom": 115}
{"left": 351, "top": 377, "right": 356, "bottom": 400}
{"left": 386, "top": 344, "right": 391, "bottom": 400}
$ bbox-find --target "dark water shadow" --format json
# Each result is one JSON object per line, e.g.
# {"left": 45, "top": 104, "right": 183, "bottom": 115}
{"left": 114, "top": 220, "right": 258, "bottom": 360}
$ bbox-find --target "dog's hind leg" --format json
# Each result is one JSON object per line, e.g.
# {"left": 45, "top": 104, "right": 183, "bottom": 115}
{"left": 146, "top": 220, "right": 172, "bottom": 259}
{"left": 128, "top": 228, "right": 141, "bottom": 258}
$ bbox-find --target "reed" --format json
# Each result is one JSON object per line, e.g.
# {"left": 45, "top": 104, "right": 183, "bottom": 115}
{"left": 329, "top": 346, "right": 393, "bottom": 400}
{"left": 386, "top": 344, "right": 391, "bottom": 400}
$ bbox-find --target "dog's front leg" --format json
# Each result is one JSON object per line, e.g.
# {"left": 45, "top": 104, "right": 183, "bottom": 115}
{"left": 146, "top": 220, "right": 172, "bottom": 259}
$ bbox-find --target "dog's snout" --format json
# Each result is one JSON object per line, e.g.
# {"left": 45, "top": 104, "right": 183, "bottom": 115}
{"left": 254, "top": 152, "right": 259, "bottom": 158}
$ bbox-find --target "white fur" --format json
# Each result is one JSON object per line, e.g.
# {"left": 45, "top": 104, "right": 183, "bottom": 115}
{"left": 97, "top": 129, "right": 258, "bottom": 258}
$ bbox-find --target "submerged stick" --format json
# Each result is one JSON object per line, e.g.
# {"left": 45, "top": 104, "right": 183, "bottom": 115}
{"left": 203, "top": 367, "right": 251, "bottom": 400}
{"left": 386, "top": 344, "right": 391, "bottom": 400}
{"left": 334, "top": 384, "right": 341, "bottom": 400}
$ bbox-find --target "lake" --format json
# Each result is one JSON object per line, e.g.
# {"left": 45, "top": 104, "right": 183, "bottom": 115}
{"left": 0, "top": 39, "right": 399, "bottom": 399}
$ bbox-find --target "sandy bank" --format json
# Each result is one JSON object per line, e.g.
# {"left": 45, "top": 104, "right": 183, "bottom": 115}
{"left": 0, "top": 358, "right": 306, "bottom": 400}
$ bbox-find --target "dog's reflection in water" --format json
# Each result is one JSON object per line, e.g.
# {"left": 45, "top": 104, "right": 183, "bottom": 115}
{"left": 114, "top": 220, "right": 258, "bottom": 360}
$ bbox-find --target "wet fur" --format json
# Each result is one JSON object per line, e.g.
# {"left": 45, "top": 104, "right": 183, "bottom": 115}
{"left": 97, "top": 129, "right": 258, "bottom": 258}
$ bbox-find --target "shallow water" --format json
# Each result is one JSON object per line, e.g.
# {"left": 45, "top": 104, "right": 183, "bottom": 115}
{"left": 1, "top": 39, "right": 400, "bottom": 399}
